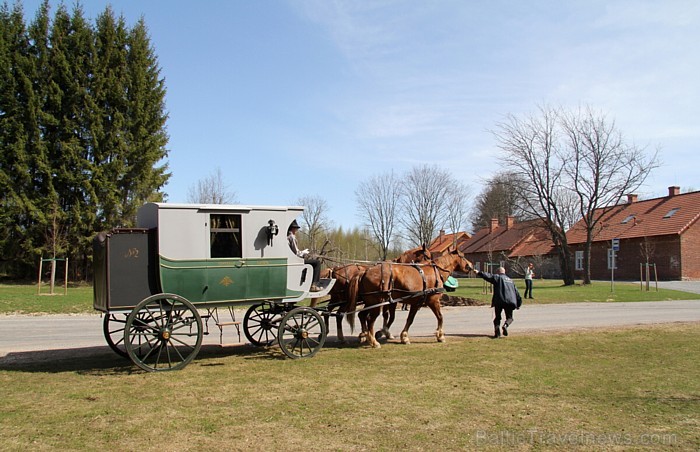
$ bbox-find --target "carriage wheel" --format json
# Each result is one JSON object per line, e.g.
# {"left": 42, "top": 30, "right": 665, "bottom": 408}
{"left": 124, "top": 293, "right": 203, "bottom": 372}
{"left": 103, "top": 312, "right": 130, "bottom": 358}
{"left": 277, "top": 307, "right": 326, "bottom": 359}
{"left": 243, "top": 302, "right": 283, "bottom": 346}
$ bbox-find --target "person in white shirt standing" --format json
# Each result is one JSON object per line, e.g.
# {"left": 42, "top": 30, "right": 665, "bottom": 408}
{"left": 524, "top": 262, "right": 535, "bottom": 299}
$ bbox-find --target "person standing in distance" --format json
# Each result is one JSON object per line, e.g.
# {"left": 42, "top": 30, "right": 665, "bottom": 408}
{"left": 524, "top": 262, "right": 535, "bottom": 299}
{"left": 473, "top": 266, "right": 522, "bottom": 338}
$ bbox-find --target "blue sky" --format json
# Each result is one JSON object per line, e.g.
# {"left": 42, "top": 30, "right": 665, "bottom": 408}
{"left": 19, "top": 0, "right": 700, "bottom": 230}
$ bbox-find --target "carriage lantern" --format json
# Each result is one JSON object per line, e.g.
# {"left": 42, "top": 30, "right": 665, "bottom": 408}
{"left": 267, "top": 219, "right": 279, "bottom": 245}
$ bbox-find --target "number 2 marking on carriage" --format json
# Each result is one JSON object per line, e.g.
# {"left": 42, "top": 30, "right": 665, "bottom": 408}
{"left": 124, "top": 248, "right": 139, "bottom": 258}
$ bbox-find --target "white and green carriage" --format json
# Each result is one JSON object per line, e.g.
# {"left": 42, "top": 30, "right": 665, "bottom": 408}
{"left": 93, "top": 202, "right": 335, "bottom": 371}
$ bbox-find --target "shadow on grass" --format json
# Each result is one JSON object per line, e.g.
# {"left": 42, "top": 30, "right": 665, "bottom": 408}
{"left": 0, "top": 342, "right": 313, "bottom": 374}
{"left": 0, "top": 334, "right": 492, "bottom": 374}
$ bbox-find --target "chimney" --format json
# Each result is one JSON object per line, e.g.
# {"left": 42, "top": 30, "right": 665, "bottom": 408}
{"left": 627, "top": 194, "right": 638, "bottom": 203}
{"left": 506, "top": 216, "right": 515, "bottom": 230}
{"left": 668, "top": 186, "right": 680, "bottom": 197}
{"left": 439, "top": 229, "right": 445, "bottom": 243}
{"left": 489, "top": 218, "right": 499, "bottom": 234}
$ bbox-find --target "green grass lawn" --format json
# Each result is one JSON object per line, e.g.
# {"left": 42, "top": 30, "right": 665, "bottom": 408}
{"left": 1, "top": 278, "right": 699, "bottom": 315}
{"left": 1, "top": 323, "right": 698, "bottom": 450}
{"left": 0, "top": 283, "right": 94, "bottom": 314}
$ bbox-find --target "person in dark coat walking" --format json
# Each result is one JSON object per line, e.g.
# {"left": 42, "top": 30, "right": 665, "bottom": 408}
{"left": 474, "top": 266, "right": 522, "bottom": 338}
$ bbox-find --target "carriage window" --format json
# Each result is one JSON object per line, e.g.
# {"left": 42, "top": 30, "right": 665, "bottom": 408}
{"left": 210, "top": 214, "right": 242, "bottom": 258}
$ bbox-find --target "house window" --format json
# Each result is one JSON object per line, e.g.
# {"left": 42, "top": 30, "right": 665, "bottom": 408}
{"left": 210, "top": 214, "right": 242, "bottom": 258}
{"left": 607, "top": 248, "right": 617, "bottom": 270}
{"left": 474, "top": 262, "right": 480, "bottom": 272}
{"left": 575, "top": 251, "right": 584, "bottom": 271}
{"left": 663, "top": 208, "right": 680, "bottom": 218}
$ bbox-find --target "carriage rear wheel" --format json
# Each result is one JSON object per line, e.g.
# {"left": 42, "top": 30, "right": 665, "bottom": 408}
{"left": 103, "top": 312, "right": 130, "bottom": 358}
{"left": 243, "top": 302, "right": 284, "bottom": 346}
{"left": 277, "top": 307, "right": 327, "bottom": 359}
{"left": 124, "top": 293, "right": 203, "bottom": 372}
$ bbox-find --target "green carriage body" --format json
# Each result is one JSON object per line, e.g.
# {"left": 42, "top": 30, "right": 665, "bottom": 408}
{"left": 158, "top": 255, "right": 301, "bottom": 307}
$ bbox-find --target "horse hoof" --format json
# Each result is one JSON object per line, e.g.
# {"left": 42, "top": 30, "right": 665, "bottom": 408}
{"left": 437, "top": 336, "right": 445, "bottom": 343}
{"left": 374, "top": 331, "right": 383, "bottom": 340}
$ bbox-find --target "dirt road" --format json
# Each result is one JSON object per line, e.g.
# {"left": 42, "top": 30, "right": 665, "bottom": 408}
{"left": 1, "top": 300, "right": 699, "bottom": 363}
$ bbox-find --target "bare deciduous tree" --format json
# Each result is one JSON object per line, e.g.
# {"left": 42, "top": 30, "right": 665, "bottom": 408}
{"left": 400, "top": 164, "right": 452, "bottom": 247}
{"left": 296, "top": 195, "right": 331, "bottom": 253}
{"left": 494, "top": 105, "right": 576, "bottom": 285}
{"left": 186, "top": 167, "right": 237, "bottom": 204}
{"left": 355, "top": 171, "right": 401, "bottom": 260}
{"left": 471, "top": 172, "right": 527, "bottom": 231}
{"left": 561, "top": 106, "right": 659, "bottom": 284}
{"left": 494, "top": 104, "right": 659, "bottom": 285}
{"left": 445, "top": 181, "right": 471, "bottom": 247}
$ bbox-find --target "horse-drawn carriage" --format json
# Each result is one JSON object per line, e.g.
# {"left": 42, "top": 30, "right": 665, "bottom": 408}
{"left": 93, "top": 202, "right": 336, "bottom": 371}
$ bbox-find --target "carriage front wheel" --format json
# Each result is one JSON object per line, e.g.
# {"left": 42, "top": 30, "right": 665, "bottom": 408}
{"left": 124, "top": 293, "right": 203, "bottom": 372}
{"left": 277, "top": 307, "right": 326, "bottom": 359}
{"left": 243, "top": 302, "right": 284, "bottom": 346}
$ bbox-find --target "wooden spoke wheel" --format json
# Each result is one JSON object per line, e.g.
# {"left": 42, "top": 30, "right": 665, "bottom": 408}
{"left": 243, "top": 302, "right": 285, "bottom": 346}
{"left": 103, "top": 312, "right": 130, "bottom": 358}
{"left": 124, "top": 293, "right": 203, "bottom": 372}
{"left": 277, "top": 307, "right": 326, "bottom": 359}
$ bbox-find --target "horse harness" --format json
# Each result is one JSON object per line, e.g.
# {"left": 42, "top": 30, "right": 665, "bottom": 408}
{"left": 358, "top": 261, "right": 447, "bottom": 312}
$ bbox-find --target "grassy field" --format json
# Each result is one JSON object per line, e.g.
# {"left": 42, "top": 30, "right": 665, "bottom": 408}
{"left": 1, "top": 277, "right": 698, "bottom": 315}
{"left": 0, "top": 283, "right": 94, "bottom": 315}
{"left": 0, "top": 323, "right": 698, "bottom": 450}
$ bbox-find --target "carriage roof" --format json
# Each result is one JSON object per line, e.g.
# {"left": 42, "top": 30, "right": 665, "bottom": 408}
{"left": 137, "top": 202, "right": 305, "bottom": 260}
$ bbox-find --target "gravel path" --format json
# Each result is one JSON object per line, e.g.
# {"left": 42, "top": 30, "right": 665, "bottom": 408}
{"left": 1, "top": 300, "right": 699, "bottom": 364}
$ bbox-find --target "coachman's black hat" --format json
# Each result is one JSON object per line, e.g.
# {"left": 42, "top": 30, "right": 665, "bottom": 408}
{"left": 289, "top": 220, "right": 300, "bottom": 230}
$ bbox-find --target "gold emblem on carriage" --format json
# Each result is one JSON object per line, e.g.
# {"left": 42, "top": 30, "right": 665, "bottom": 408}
{"left": 219, "top": 276, "right": 234, "bottom": 287}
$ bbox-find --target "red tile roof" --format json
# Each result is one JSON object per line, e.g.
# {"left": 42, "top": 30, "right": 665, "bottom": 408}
{"left": 428, "top": 231, "right": 471, "bottom": 254}
{"left": 460, "top": 218, "right": 556, "bottom": 257}
{"left": 567, "top": 189, "right": 700, "bottom": 244}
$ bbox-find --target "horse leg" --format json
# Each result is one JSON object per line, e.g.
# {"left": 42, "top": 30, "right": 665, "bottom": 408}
{"left": 365, "top": 306, "right": 382, "bottom": 348}
{"left": 427, "top": 296, "right": 445, "bottom": 342}
{"left": 400, "top": 304, "right": 421, "bottom": 345}
{"left": 379, "top": 304, "right": 396, "bottom": 340}
{"left": 336, "top": 313, "right": 345, "bottom": 344}
{"left": 357, "top": 309, "right": 369, "bottom": 344}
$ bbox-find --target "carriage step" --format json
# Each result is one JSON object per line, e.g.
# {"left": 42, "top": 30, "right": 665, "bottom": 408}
{"left": 217, "top": 320, "right": 241, "bottom": 345}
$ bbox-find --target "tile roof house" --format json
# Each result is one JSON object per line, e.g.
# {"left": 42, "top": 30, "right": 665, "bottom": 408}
{"left": 566, "top": 186, "right": 700, "bottom": 280}
{"left": 428, "top": 230, "right": 471, "bottom": 257}
{"left": 460, "top": 217, "right": 559, "bottom": 278}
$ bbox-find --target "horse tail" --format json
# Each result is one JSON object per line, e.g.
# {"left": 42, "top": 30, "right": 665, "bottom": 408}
{"left": 346, "top": 271, "right": 364, "bottom": 333}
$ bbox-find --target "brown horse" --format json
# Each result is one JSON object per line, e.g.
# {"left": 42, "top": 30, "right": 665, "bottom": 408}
{"left": 321, "top": 245, "right": 433, "bottom": 343}
{"left": 347, "top": 249, "right": 472, "bottom": 348}
{"left": 377, "top": 244, "right": 433, "bottom": 339}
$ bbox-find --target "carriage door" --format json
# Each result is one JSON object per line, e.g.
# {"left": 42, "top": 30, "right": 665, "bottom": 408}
{"left": 208, "top": 214, "right": 246, "bottom": 301}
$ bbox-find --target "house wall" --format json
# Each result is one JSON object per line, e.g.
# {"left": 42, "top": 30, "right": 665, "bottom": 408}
{"left": 572, "top": 235, "right": 683, "bottom": 281}
{"left": 681, "top": 223, "right": 700, "bottom": 279}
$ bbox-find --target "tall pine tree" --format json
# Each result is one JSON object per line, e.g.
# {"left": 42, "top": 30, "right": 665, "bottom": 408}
{"left": 0, "top": 2, "right": 171, "bottom": 278}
